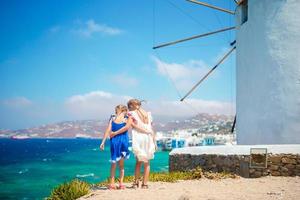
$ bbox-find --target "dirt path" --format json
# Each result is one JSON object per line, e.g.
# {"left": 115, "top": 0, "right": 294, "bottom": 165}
{"left": 78, "top": 176, "right": 300, "bottom": 200}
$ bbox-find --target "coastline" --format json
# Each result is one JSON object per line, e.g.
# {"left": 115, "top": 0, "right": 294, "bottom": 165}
{"left": 79, "top": 176, "right": 300, "bottom": 200}
{"left": 0, "top": 139, "right": 169, "bottom": 199}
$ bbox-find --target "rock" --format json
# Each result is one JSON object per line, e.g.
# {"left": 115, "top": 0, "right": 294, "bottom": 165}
{"left": 289, "top": 155, "right": 297, "bottom": 159}
{"left": 281, "top": 172, "right": 289, "bottom": 176}
{"left": 280, "top": 167, "right": 289, "bottom": 173}
{"left": 212, "top": 156, "right": 223, "bottom": 166}
{"left": 211, "top": 164, "right": 217, "bottom": 169}
{"left": 296, "top": 165, "right": 300, "bottom": 170}
{"left": 270, "top": 165, "right": 279, "bottom": 171}
{"left": 281, "top": 157, "right": 297, "bottom": 164}
{"left": 251, "top": 171, "right": 262, "bottom": 178}
{"left": 186, "top": 154, "right": 192, "bottom": 159}
{"left": 269, "top": 156, "right": 282, "bottom": 164}
{"left": 224, "top": 157, "right": 234, "bottom": 167}
{"left": 206, "top": 157, "right": 213, "bottom": 166}
{"left": 234, "top": 159, "right": 240, "bottom": 167}
{"left": 249, "top": 168, "right": 256, "bottom": 174}
{"left": 211, "top": 167, "right": 218, "bottom": 173}
{"left": 262, "top": 171, "right": 269, "bottom": 176}
{"left": 194, "top": 157, "right": 206, "bottom": 166}
{"left": 183, "top": 160, "right": 190, "bottom": 169}
{"left": 271, "top": 171, "right": 281, "bottom": 176}
{"left": 295, "top": 170, "right": 300, "bottom": 176}
{"left": 285, "top": 164, "right": 295, "bottom": 170}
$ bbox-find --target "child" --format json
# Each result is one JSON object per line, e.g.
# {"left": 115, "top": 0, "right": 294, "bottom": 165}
{"left": 127, "top": 99, "right": 156, "bottom": 189}
{"left": 100, "top": 105, "right": 131, "bottom": 190}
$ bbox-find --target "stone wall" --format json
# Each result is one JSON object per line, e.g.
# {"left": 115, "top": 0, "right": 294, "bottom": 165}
{"left": 169, "top": 153, "right": 300, "bottom": 178}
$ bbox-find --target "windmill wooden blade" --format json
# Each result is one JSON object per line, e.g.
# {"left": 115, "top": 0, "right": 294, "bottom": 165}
{"left": 180, "top": 46, "right": 236, "bottom": 101}
{"left": 230, "top": 40, "right": 236, "bottom": 46}
{"left": 186, "top": 0, "right": 235, "bottom": 15}
{"left": 153, "top": 26, "right": 235, "bottom": 49}
{"left": 231, "top": 115, "right": 236, "bottom": 133}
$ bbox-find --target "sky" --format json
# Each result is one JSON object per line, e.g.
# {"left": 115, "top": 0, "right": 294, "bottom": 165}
{"left": 0, "top": 0, "right": 237, "bottom": 130}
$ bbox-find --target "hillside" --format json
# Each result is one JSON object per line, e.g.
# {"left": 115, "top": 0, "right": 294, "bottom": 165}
{"left": 0, "top": 113, "right": 234, "bottom": 138}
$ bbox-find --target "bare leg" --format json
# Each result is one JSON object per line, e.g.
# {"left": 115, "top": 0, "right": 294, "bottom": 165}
{"left": 134, "top": 159, "right": 142, "bottom": 186}
{"left": 142, "top": 161, "right": 150, "bottom": 187}
{"left": 110, "top": 163, "right": 117, "bottom": 186}
{"left": 118, "top": 159, "right": 124, "bottom": 186}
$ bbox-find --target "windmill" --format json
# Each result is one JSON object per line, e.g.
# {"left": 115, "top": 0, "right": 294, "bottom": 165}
{"left": 153, "top": 0, "right": 300, "bottom": 145}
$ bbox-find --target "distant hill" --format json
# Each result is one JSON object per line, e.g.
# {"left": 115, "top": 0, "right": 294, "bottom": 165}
{"left": 0, "top": 113, "right": 234, "bottom": 138}
{"left": 0, "top": 120, "right": 106, "bottom": 138}
{"left": 154, "top": 113, "right": 234, "bottom": 134}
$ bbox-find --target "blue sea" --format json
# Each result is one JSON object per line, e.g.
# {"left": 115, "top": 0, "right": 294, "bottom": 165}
{"left": 0, "top": 138, "right": 169, "bottom": 200}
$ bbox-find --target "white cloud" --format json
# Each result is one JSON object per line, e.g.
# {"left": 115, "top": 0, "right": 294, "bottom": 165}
{"left": 74, "top": 19, "right": 123, "bottom": 37}
{"left": 111, "top": 73, "right": 138, "bottom": 87}
{"left": 1, "top": 97, "right": 32, "bottom": 108}
{"left": 64, "top": 90, "right": 234, "bottom": 120}
{"left": 145, "top": 98, "right": 235, "bottom": 118}
{"left": 0, "top": 92, "right": 234, "bottom": 129}
{"left": 153, "top": 56, "right": 212, "bottom": 92}
{"left": 65, "top": 91, "right": 132, "bottom": 120}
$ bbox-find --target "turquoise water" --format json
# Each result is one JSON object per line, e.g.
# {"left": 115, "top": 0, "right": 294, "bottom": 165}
{"left": 0, "top": 139, "right": 169, "bottom": 200}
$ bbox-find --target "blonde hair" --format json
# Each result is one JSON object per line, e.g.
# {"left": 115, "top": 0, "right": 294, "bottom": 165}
{"left": 115, "top": 104, "right": 128, "bottom": 114}
{"left": 127, "top": 99, "right": 141, "bottom": 111}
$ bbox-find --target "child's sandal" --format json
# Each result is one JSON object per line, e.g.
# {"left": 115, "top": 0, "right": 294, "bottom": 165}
{"left": 108, "top": 184, "right": 116, "bottom": 190}
{"left": 118, "top": 184, "right": 125, "bottom": 190}
{"left": 131, "top": 182, "right": 139, "bottom": 189}
{"left": 141, "top": 184, "right": 149, "bottom": 189}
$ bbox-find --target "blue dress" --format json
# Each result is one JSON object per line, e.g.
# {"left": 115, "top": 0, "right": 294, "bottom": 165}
{"left": 109, "top": 119, "right": 130, "bottom": 163}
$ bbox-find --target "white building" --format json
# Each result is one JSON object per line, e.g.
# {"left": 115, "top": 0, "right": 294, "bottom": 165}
{"left": 236, "top": 0, "right": 300, "bottom": 144}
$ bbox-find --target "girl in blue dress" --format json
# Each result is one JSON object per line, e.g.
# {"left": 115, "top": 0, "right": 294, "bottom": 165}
{"left": 100, "top": 105, "right": 131, "bottom": 190}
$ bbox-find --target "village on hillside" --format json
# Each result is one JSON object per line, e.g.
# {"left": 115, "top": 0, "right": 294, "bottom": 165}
{"left": 1, "top": 113, "right": 236, "bottom": 150}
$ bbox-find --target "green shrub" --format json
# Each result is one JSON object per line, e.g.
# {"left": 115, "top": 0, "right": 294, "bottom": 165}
{"left": 96, "top": 167, "right": 237, "bottom": 187}
{"left": 191, "top": 166, "right": 203, "bottom": 179}
{"left": 122, "top": 175, "right": 135, "bottom": 183}
{"left": 96, "top": 177, "right": 110, "bottom": 187}
{"left": 47, "top": 179, "right": 90, "bottom": 200}
{"left": 47, "top": 168, "right": 238, "bottom": 199}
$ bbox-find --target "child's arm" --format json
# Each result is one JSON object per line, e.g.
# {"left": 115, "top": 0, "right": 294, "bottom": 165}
{"left": 110, "top": 117, "right": 133, "bottom": 138}
{"left": 128, "top": 112, "right": 151, "bottom": 134}
{"left": 110, "top": 117, "right": 151, "bottom": 137}
{"left": 100, "top": 120, "right": 112, "bottom": 150}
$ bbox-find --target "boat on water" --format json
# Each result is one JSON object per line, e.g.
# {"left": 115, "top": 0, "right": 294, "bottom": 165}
{"left": 75, "top": 134, "right": 92, "bottom": 139}
{"left": 11, "top": 135, "right": 30, "bottom": 140}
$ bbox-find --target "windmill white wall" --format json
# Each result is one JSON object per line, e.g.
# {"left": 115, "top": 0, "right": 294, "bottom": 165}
{"left": 236, "top": 0, "right": 300, "bottom": 144}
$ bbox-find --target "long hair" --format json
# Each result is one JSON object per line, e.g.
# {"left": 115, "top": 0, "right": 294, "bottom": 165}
{"left": 127, "top": 99, "right": 142, "bottom": 111}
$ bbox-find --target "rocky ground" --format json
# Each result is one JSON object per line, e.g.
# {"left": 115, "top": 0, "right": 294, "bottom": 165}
{"left": 79, "top": 176, "right": 300, "bottom": 200}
